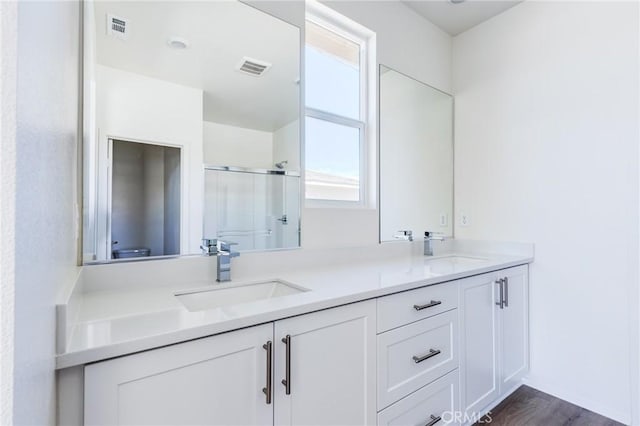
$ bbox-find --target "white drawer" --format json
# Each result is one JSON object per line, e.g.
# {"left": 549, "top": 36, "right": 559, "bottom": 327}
{"left": 377, "top": 310, "right": 458, "bottom": 409}
{"left": 377, "top": 282, "right": 458, "bottom": 333}
{"left": 378, "top": 370, "right": 460, "bottom": 426}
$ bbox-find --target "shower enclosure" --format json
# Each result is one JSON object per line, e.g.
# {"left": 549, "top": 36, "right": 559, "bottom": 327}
{"left": 203, "top": 166, "right": 300, "bottom": 251}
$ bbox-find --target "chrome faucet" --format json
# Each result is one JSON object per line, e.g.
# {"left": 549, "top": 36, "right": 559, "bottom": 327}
{"left": 215, "top": 240, "right": 240, "bottom": 282}
{"left": 201, "top": 238, "right": 240, "bottom": 282}
{"left": 424, "top": 231, "right": 445, "bottom": 256}
{"left": 394, "top": 230, "right": 414, "bottom": 242}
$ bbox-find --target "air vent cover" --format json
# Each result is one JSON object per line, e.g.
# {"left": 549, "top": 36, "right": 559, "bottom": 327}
{"left": 107, "top": 14, "right": 129, "bottom": 40}
{"left": 236, "top": 57, "right": 272, "bottom": 77}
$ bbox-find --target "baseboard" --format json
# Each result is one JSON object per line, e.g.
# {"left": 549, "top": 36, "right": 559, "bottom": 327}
{"left": 523, "top": 377, "right": 631, "bottom": 425}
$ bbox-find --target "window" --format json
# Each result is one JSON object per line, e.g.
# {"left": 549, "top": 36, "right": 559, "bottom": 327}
{"left": 304, "top": 4, "right": 374, "bottom": 206}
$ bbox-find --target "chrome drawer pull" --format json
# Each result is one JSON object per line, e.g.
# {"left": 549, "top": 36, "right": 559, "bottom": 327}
{"left": 496, "top": 278, "right": 504, "bottom": 309}
{"left": 413, "top": 300, "right": 442, "bottom": 311}
{"left": 262, "top": 341, "right": 272, "bottom": 404}
{"left": 412, "top": 348, "right": 441, "bottom": 363}
{"left": 503, "top": 276, "right": 509, "bottom": 307}
{"left": 281, "top": 335, "right": 291, "bottom": 395}
{"left": 424, "top": 414, "right": 442, "bottom": 426}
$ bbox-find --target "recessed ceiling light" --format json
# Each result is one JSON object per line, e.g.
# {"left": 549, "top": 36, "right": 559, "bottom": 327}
{"left": 449, "top": 0, "right": 466, "bottom": 4}
{"left": 167, "top": 37, "right": 189, "bottom": 50}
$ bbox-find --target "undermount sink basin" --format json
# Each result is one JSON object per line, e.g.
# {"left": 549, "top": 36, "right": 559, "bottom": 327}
{"left": 424, "top": 255, "right": 489, "bottom": 275}
{"left": 175, "top": 280, "right": 309, "bottom": 312}
{"left": 427, "top": 255, "right": 488, "bottom": 265}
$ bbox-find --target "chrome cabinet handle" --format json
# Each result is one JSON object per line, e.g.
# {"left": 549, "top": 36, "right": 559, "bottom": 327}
{"left": 281, "top": 335, "right": 291, "bottom": 395}
{"left": 424, "top": 414, "right": 442, "bottom": 426}
{"left": 503, "top": 276, "right": 509, "bottom": 308}
{"left": 412, "top": 348, "right": 441, "bottom": 363}
{"left": 262, "top": 341, "right": 272, "bottom": 404}
{"left": 495, "top": 278, "right": 504, "bottom": 309}
{"left": 413, "top": 300, "right": 442, "bottom": 311}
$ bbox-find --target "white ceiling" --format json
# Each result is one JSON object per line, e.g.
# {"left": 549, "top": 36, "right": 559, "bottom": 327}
{"left": 403, "top": 0, "right": 523, "bottom": 36}
{"left": 93, "top": 1, "right": 300, "bottom": 132}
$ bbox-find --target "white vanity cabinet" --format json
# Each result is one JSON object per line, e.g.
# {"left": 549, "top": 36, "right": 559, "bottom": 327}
{"left": 376, "top": 281, "right": 461, "bottom": 426}
{"left": 84, "top": 323, "right": 274, "bottom": 426}
{"left": 499, "top": 266, "right": 529, "bottom": 393}
{"left": 273, "top": 300, "right": 376, "bottom": 426}
{"left": 83, "top": 300, "right": 376, "bottom": 426}
{"left": 459, "top": 265, "right": 529, "bottom": 421}
{"left": 79, "top": 264, "right": 530, "bottom": 426}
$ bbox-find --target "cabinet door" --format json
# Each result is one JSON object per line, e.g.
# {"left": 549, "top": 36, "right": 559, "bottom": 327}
{"left": 499, "top": 265, "right": 529, "bottom": 393}
{"left": 84, "top": 324, "right": 274, "bottom": 426}
{"left": 459, "top": 273, "right": 500, "bottom": 418}
{"left": 274, "top": 301, "right": 376, "bottom": 426}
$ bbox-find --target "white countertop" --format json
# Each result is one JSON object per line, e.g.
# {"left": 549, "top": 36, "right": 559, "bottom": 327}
{"left": 56, "top": 250, "right": 532, "bottom": 369}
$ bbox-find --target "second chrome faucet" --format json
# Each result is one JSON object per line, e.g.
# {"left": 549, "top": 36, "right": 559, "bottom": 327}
{"left": 424, "top": 231, "right": 445, "bottom": 256}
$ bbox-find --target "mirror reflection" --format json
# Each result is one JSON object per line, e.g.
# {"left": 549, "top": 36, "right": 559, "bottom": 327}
{"left": 204, "top": 169, "right": 300, "bottom": 252}
{"left": 82, "top": 1, "right": 301, "bottom": 262}
{"left": 379, "top": 65, "right": 454, "bottom": 242}
{"left": 111, "top": 139, "right": 181, "bottom": 259}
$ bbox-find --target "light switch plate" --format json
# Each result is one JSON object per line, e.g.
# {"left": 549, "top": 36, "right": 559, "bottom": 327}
{"left": 439, "top": 213, "right": 448, "bottom": 227}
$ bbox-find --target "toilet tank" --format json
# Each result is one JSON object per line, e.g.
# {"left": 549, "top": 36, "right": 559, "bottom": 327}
{"left": 112, "top": 248, "right": 151, "bottom": 259}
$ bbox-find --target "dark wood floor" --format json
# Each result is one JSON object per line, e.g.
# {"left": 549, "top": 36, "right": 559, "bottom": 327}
{"left": 474, "top": 386, "right": 622, "bottom": 426}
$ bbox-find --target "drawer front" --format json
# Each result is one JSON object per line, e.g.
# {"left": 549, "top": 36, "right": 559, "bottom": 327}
{"left": 378, "top": 370, "right": 460, "bottom": 426}
{"left": 378, "top": 310, "right": 458, "bottom": 409}
{"left": 377, "top": 282, "right": 458, "bottom": 333}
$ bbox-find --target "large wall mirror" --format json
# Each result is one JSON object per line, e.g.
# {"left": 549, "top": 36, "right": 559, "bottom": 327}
{"left": 379, "top": 65, "right": 453, "bottom": 242}
{"left": 82, "top": 1, "right": 301, "bottom": 263}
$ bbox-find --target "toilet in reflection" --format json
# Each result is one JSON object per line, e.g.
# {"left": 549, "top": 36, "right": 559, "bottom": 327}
{"left": 112, "top": 248, "right": 151, "bottom": 259}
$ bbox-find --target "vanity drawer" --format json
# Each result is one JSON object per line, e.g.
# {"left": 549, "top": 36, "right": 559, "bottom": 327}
{"left": 378, "top": 370, "right": 460, "bottom": 426}
{"left": 377, "top": 310, "right": 458, "bottom": 409}
{"left": 377, "top": 281, "right": 458, "bottom": 332}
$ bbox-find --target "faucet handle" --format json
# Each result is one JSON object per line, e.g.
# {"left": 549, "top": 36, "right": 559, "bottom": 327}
{"left": 217, "top": 240, "right": 239, "bottom": 253}
{"left": 394, "top": 230, "right": 414, "bottom": 242}
{"left": 201, "top": 238, "right": 218, "bottom": 255}
{"left": 424, "top": 231, "right": 445, "bottom": 241}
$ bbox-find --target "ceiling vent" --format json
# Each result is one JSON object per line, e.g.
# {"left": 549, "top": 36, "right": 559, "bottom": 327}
{"left": 236, "top": 57, "right": 272, "bottom": 77}
{"left": 107, "top": 14, "right": 130, "bottom": 40}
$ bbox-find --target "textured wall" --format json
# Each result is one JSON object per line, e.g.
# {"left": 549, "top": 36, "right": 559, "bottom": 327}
{"left": 453, "top": 2, "right": 639, "bottom": 422}
{"left": 0, "top": 1, "right": 18, "bottom": 423}
{"left": 12, "top": 1, "right": 81, "bottom": 424}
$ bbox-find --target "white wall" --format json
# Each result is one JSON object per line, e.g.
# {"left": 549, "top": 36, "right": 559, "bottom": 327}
{"left": 324, "top": 1, "right": 451, "bottom": 93}
{"left": 0, "top": 2, "right": 18, "bottom": 423}
{"left": 94, "top": 65, "right": 203, "bottom": 258}
{"left": 453, "top": 2, "right": 639, "bottom": 422}
{"left": 273, "top": 120, "right": 300, "bottom": 171}
{"left": 7, "top": 1, "right": 81, "bottom": 424}
{"left": 203, "top": 121, "right": 274, "bottom": 168}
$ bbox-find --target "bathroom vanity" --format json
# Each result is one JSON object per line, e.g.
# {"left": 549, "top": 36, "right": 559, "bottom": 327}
{"left": 56, "top": 243, "right": 532, "bottom": 426}
{"left": 66, "top": 1, "right": 533, "bottom": 424}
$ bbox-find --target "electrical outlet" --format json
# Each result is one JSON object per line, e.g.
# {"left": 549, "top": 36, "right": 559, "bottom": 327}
{"left": 439, "top": 213, "right": 448, "bottom": 227}
{"left": 460, "top": 212, "right": 470, "bottom": 227}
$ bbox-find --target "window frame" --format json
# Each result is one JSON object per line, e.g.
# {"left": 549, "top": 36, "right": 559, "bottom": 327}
{"left": 304, "top": 2, "right": 375, "bottom": 209}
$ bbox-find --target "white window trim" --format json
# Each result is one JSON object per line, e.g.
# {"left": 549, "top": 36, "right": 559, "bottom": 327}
{"left": 304, "top": 0, "right": 376, "bottom": 209}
